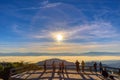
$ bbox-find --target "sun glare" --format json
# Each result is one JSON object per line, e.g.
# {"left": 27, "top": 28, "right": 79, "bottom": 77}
{"left": 56, "top": 34, "right": 63, "bottom": 42}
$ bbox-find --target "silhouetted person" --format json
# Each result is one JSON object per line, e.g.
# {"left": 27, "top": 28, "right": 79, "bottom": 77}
{"left": 102, "top": 68, "right": 109, "bottom": 79}
{"left": 43, "top": 61, "right": 47, "bottom": 71}
{"left": 52, "top": 61, "right": 56, "bottom": 72}
{"left": 75, "top": 60, "right": 80, "bottom": 72}
{"left": 81, "top": 60, "right": 85, "bottom": 72}
{"left": 61, "top": 61, "right": 64, "bottom": 73}
{"left": 94, "top": 62, "right": 97, "bottom": 72}
{"left": 99, "top": 62, "right": 102, "bottom": 73}
{"left": 58, "top": 62, "right": 62, "bottom": 74}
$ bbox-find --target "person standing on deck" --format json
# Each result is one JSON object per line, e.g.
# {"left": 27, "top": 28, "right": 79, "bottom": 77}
{"left": 81, "top": 60, "right": 85, "bottom": 72}
{"left": 43, "top": 61, "right": 47, "bottom": 71}
{"left": 58, "top": 62, "right": 62, "bottom": 74}
{"left": 94, "top": 62, "right": 97, "bottom": 72}
{"left": 75, "top": 60, "right": 80, "bottom": 72}
{"left": 99, "top": 62, "right": 103, "bottom": 73}
{"left": 52, "top": 61, "right": 56, "bottom": 72}
{"left": 61, "top": 61, "right": 64, "bottom": 73}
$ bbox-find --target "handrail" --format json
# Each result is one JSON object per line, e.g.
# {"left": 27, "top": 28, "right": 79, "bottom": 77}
{"left": 10, "top": 64, "right": 120, "bottom": 76}
{"left": 9, "top": 64, "right": 120, "bottom": 80}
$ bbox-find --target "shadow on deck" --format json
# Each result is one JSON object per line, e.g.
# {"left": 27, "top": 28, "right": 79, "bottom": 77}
{"left": 10, "top": 69, "right": 104, "bottom": 80}
{"left": 10, "top": 59, "right": 120, "bottom": 80}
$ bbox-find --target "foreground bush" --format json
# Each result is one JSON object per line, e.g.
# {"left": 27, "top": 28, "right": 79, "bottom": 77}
{"left": 0, "top": 62, "right": 24, "bottom": 80}
{"left": 0, "top": 62, "right": 41, "bottom": 80}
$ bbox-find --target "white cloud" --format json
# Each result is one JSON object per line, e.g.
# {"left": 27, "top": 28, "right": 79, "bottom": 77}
{"left": 16, "top": 0, "right": 61, "bottom": 10}
{"left": 41, "top": 1, "right": 61, "bottom": 8}
{"left": 1, "top": 41, "right": 120, "bottom": 53}
{"left": 13, "top": 2, "right": 119, "bottom": 43}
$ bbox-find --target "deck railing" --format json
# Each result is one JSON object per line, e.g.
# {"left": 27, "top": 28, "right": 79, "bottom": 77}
{"left": 9, "top": 64, "right": 120, "bottom": 80}
{"left": 10, "top": 64, "right": 120, "bottom": 76}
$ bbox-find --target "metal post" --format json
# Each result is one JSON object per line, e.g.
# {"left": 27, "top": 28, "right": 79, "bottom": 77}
{"left": 118, "top": 69, "right": 120, "bottom": 75}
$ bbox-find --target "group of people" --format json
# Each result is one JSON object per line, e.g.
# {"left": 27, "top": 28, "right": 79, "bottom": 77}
{"left": 75, "top": 60, "right": 85, "bottom": 72}
{"left": 75, "top": 60, "right": 115, "bottom": 80}
{"left": 75, "top": 60, "right": 102, "bottom": 73}
{"left": 52, "top": 61, "right": 65, "bottom": 73}
{"left": 43, "top": 60, "right": 115, "bottom": 79}
{"left": 43, "top": 61, "right": 65, "bottom": 73}
{"left": 44, "top": 60, "right": 102, "bottom": 73}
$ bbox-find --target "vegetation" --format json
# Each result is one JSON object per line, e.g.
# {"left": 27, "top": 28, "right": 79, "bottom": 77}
{"left": 0, "top": 62, "right": 41, "bottom": 80}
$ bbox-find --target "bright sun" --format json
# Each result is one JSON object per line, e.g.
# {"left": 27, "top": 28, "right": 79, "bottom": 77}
{"left": 56, "top": 34, "right": 63, "bottom": 42}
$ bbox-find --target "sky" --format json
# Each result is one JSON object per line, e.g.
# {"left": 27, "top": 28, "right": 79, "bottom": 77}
{"left": 0, "top": 0, "right": 120, "bottom": 53}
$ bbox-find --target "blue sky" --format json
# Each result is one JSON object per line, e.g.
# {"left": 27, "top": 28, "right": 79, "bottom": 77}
{"left": 0, "top": 0, "right": 120, "bottom": 53}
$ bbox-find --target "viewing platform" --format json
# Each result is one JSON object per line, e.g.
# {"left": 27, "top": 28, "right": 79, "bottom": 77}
{"left": 10, "top": 69, "right": 105, "bottom": 80}
{"left": 9, "top": 59, "right": 120, "bottom": 80}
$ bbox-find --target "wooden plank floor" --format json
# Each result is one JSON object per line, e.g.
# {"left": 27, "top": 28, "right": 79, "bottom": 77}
{"left": 10, "top": 69, "right": 106, "bottom": 80}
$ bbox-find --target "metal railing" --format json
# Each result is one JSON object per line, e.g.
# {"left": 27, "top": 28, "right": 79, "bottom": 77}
{"left": 10, "top": 64, "right": 120, "bottom": 76}
{"left": 9, "top": 64, "right": 120, "bottom": 80}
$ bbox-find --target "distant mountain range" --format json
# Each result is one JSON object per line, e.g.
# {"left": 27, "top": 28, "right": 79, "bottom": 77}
{"left": 0, "top": 52, "right": 120, "bottom": 56}
{"left": 80, "top": 52, "right": 120, "bottom": 56}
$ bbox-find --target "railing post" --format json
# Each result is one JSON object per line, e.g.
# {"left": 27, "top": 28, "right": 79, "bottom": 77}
{"left": 89, "top": 66, "right": 92, "bottom": 72}
{"left": 118, "top": 68, "right": 120, "bottom": 75}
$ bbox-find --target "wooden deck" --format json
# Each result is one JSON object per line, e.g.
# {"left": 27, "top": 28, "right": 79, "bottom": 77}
{"left": 9, "top": 59, "right": 120, "bottom": 80}
{"left": 10, "top": 69, "right": 106, "bottom": 80}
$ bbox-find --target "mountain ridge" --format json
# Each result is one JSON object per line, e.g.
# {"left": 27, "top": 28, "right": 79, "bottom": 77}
{"left": 0, "top": 52, "right": 120, "bottom": 56}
